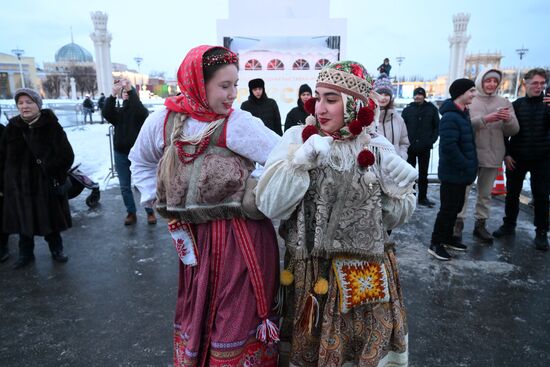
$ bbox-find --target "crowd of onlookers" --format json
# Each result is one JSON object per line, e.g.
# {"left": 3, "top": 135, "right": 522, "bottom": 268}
{"left": 1, "top": 61, "right": 548, "bottom": 270}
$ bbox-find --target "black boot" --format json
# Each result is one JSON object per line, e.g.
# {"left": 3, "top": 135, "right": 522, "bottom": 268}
{"left": 51, "top": 250, "right": 69, "bottom": 263}
{"left": 418, "top": 197, "right": 435, "bottom": 208}
{"left": 0, "top": 244, "right": 9, "bottom": 263}
{"left": 473, "top": 219, "right": 494, "bottom": 244}
{"left": 493, "top": 224, "right": 515, "bottom": 238}
{"left": 13, "top": 235, "right": 35, "bottom": 269}
{"left": 12, "top": 255, "right": 35, "bottom": 269}
{"left": 0, "top": 232, "right": 10, "bottom": 262}
{"left": 46, "top": 232, "right": 69, "bottom": 263}
{"left": 534, "top": 230, "right": 549, "bottom": 251}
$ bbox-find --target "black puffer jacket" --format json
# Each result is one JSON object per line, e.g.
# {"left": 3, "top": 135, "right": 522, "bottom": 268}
{"left": 401, "top": 101, "right": 440, "bottom": 153}
{"left": 240, "top": 90, "right": 282, "bottom": 136}
{"left": 437, "top": 100, "right": 478, "bottom": 185}
{"left": 508, "top": 94, "right": 550, "bottom": 161}
{"left": 102, "top": 88, "right": 149, "bottom": 154}
{"left": 0, "top": 110, "right": 74, "bottom": 236}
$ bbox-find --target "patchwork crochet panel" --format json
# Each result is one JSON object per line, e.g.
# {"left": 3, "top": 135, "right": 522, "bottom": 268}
{"left": 332, "top": 257, "right": 390, "bottom": 313}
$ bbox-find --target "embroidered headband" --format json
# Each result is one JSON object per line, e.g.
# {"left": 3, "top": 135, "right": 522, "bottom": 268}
{"left": 316, "top": 65, "right": 374, "bottom": 103}
{"left": 203, "top": 52, "right": 239, "bottom": 67}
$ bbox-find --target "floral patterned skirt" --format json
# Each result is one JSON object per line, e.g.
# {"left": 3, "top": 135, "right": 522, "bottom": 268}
{"left": 173, "top": 218, "right": 279, "bottom": 366}
{"left": 279, "top": 248, "right": 408, "bottom": 367}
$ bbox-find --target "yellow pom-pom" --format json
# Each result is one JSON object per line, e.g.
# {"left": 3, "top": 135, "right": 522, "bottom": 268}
{"left": 305, "top": 115, "right": 317, "bottom": 126}
{"left": 313, "top": 277, "right": 329, "bottom": 295}
{"left": 280, "top": 269, "right": 294, "bottom": 286}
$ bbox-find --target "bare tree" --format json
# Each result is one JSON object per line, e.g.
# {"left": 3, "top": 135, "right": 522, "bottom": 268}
{"left": 67, "top": 66, "right": 97, "bottom": 97}
{"left": 42, "top": 74, "right": 63, "bottom": 99}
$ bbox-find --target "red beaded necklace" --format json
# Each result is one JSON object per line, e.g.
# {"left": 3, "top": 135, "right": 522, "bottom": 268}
{"left": 174, "top": 137, "right": 211, "bottom": 165}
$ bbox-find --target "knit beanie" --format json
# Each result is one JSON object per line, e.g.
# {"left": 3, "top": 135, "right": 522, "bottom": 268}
{"left": 14, "top": 88, "right": 43, "bottom": 109}
{"left": 248, "top": 78, "right": 265, "bottom": 90}
{"left": 449, "top": 78, "right": 475, "bottom": 100}
{"left": 413, "top": 87, "right": 426, "bottom": 97}
{"left": 298, "top": 83, "right": 312, "bottom": 96}
{"left": 373, "top": 74, "right": 393, "bottom": 97}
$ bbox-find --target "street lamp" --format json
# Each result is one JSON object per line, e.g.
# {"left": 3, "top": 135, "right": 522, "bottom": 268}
{"left": 514, "top": 46, "right": 529, "bottom": 100}
{"left": 395, "top": 56, "right": 405, "bottom": 98}
{"left": 134, "top": 56, "right": 143, "bottom": 89}
{"left": 11, "top": 48, "right": 25, "bottom": 88}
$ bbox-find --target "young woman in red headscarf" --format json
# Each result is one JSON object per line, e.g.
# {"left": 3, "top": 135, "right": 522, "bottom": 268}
{"left": 129, "top": 45, "right": 281, "bottom": 367}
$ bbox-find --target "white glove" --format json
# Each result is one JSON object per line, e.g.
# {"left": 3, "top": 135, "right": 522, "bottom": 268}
{"left": 382, "top": 153, "right": 418, "bottom": 188}
{"left": 292, "top": 135, "right": 333, "bottom": 169}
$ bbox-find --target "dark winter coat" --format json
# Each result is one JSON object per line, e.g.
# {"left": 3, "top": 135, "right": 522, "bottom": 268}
{"left": 0, "top": 110, "right": 74, "bottom": 236}
{"left": 401, "top": 100, "right": 440, "bottom": 153}
{"left": 102, "top": 88, "right": 149, "bottom": 154}
{"left": 507, "top": 94, "right": 550, "bottom": 162}
{"left": 284, "top": 84, "right": 312, "bottom": 131}
{"left": 83, "top": 98, "right": 94, "bottom": 110}
{"left": 377, "top": 63, "right": 392, "bottom": 76}
{"left": 97, "top": 95, "right": 106, "bottom": 109}
{"left": 240, "top": 91, "right": 282, "bottom": 136}
{"left": 284, "top": 105, "right": 308, "bottom": 131}
{"left": 437, "top": 99, "right": 478, "bottom": 185}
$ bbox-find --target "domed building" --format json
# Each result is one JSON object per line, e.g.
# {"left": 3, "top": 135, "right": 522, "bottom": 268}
{"left": 43, "top": 40, "right": 97, "bottom": 98}
{"left": 54, "top": 42, "right": 94, "bottom": 63}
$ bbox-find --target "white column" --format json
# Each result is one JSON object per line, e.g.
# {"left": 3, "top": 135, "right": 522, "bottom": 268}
{"left": 90, "top": 11, "right": 113, "bottom": 96}
{"left": 93, "top": 41, "right": 104, "bottom": 95}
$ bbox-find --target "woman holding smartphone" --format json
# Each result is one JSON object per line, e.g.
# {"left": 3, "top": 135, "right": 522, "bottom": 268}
{"left": 453, "top": 68, "right": 519, "bottom": 244}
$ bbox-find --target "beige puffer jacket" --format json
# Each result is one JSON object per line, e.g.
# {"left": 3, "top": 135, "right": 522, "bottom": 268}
{"left": 470, "top": 68, "right": 520, "bottom": 167}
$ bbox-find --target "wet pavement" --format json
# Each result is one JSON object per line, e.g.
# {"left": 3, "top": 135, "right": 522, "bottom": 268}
{"left": 0, "top": 185, "right": 548, "bottom": 366}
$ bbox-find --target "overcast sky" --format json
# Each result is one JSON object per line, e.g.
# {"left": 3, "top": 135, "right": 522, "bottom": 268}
{"left": 1, "top": 0, "right": 548, "bottom": 79}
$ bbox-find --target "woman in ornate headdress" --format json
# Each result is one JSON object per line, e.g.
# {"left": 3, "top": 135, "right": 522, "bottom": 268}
{"left": 129, "top": 45, "right": 281, "bottom": 366}
{"left": 256, "top": 61, "right": 417, "bottom": 366}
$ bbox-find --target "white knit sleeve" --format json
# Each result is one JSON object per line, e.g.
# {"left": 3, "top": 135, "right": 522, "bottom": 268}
{"left": 129, "top": 108, "right": 167, "bottom": 207}
{"left": 255, "top": 126, "right": 310, "bottom": 220}
{"left": 226, "top": 109, "right": 281, "bottom": 165}
{"left": 369, "top": 134, "right": 417, "bottom": 229}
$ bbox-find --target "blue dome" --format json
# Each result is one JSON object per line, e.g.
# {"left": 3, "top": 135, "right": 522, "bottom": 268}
{"left": 55, "top": 43, "right": 93, "bottom": 63}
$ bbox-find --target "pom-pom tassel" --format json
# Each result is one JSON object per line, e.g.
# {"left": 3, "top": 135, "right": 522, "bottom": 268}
{"left": 305, "top": 115, "right": 317, "bottom": 126}
{"left": 302, "top": 125, "right": 318, "bottom": 142}
{"left": 297, "top": 293, "right": 319, "bottom": 335}
{"left": 313, "top": 277, "right": 329, "bottom": 295}
{"left": 256, "top": 318, "right": 280, "bottom": 344}
{"left": 304, "top": 97, "right": 317, "bottom": 115}
{"left": 348, "top": 119, "right": 363, "bottom": 135}
{"left": 358, "top": 149, "right": 376, "bottom": 168}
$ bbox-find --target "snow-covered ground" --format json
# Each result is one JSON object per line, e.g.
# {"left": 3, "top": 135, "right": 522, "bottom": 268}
{"left": 64, "top": 124, "right": 117, "bottom": 190}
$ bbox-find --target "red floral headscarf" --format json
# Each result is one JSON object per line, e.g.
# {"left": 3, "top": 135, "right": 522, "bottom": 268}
{"left": 164, "top": 45, "right": 237, "bottom": 122}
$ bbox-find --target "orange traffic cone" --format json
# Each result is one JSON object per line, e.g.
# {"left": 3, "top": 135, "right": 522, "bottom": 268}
{"left": 491, "top": 165, "right": 506, "bottom": 196}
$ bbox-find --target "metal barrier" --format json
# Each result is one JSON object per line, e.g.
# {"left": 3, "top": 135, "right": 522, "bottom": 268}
{"left": 105, "top": 125, "right": 118, "bottom": 184}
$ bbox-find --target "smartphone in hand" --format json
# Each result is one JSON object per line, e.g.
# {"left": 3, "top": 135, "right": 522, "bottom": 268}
{"left": 546, "top": 86, "right": 550, "bottom": 96}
